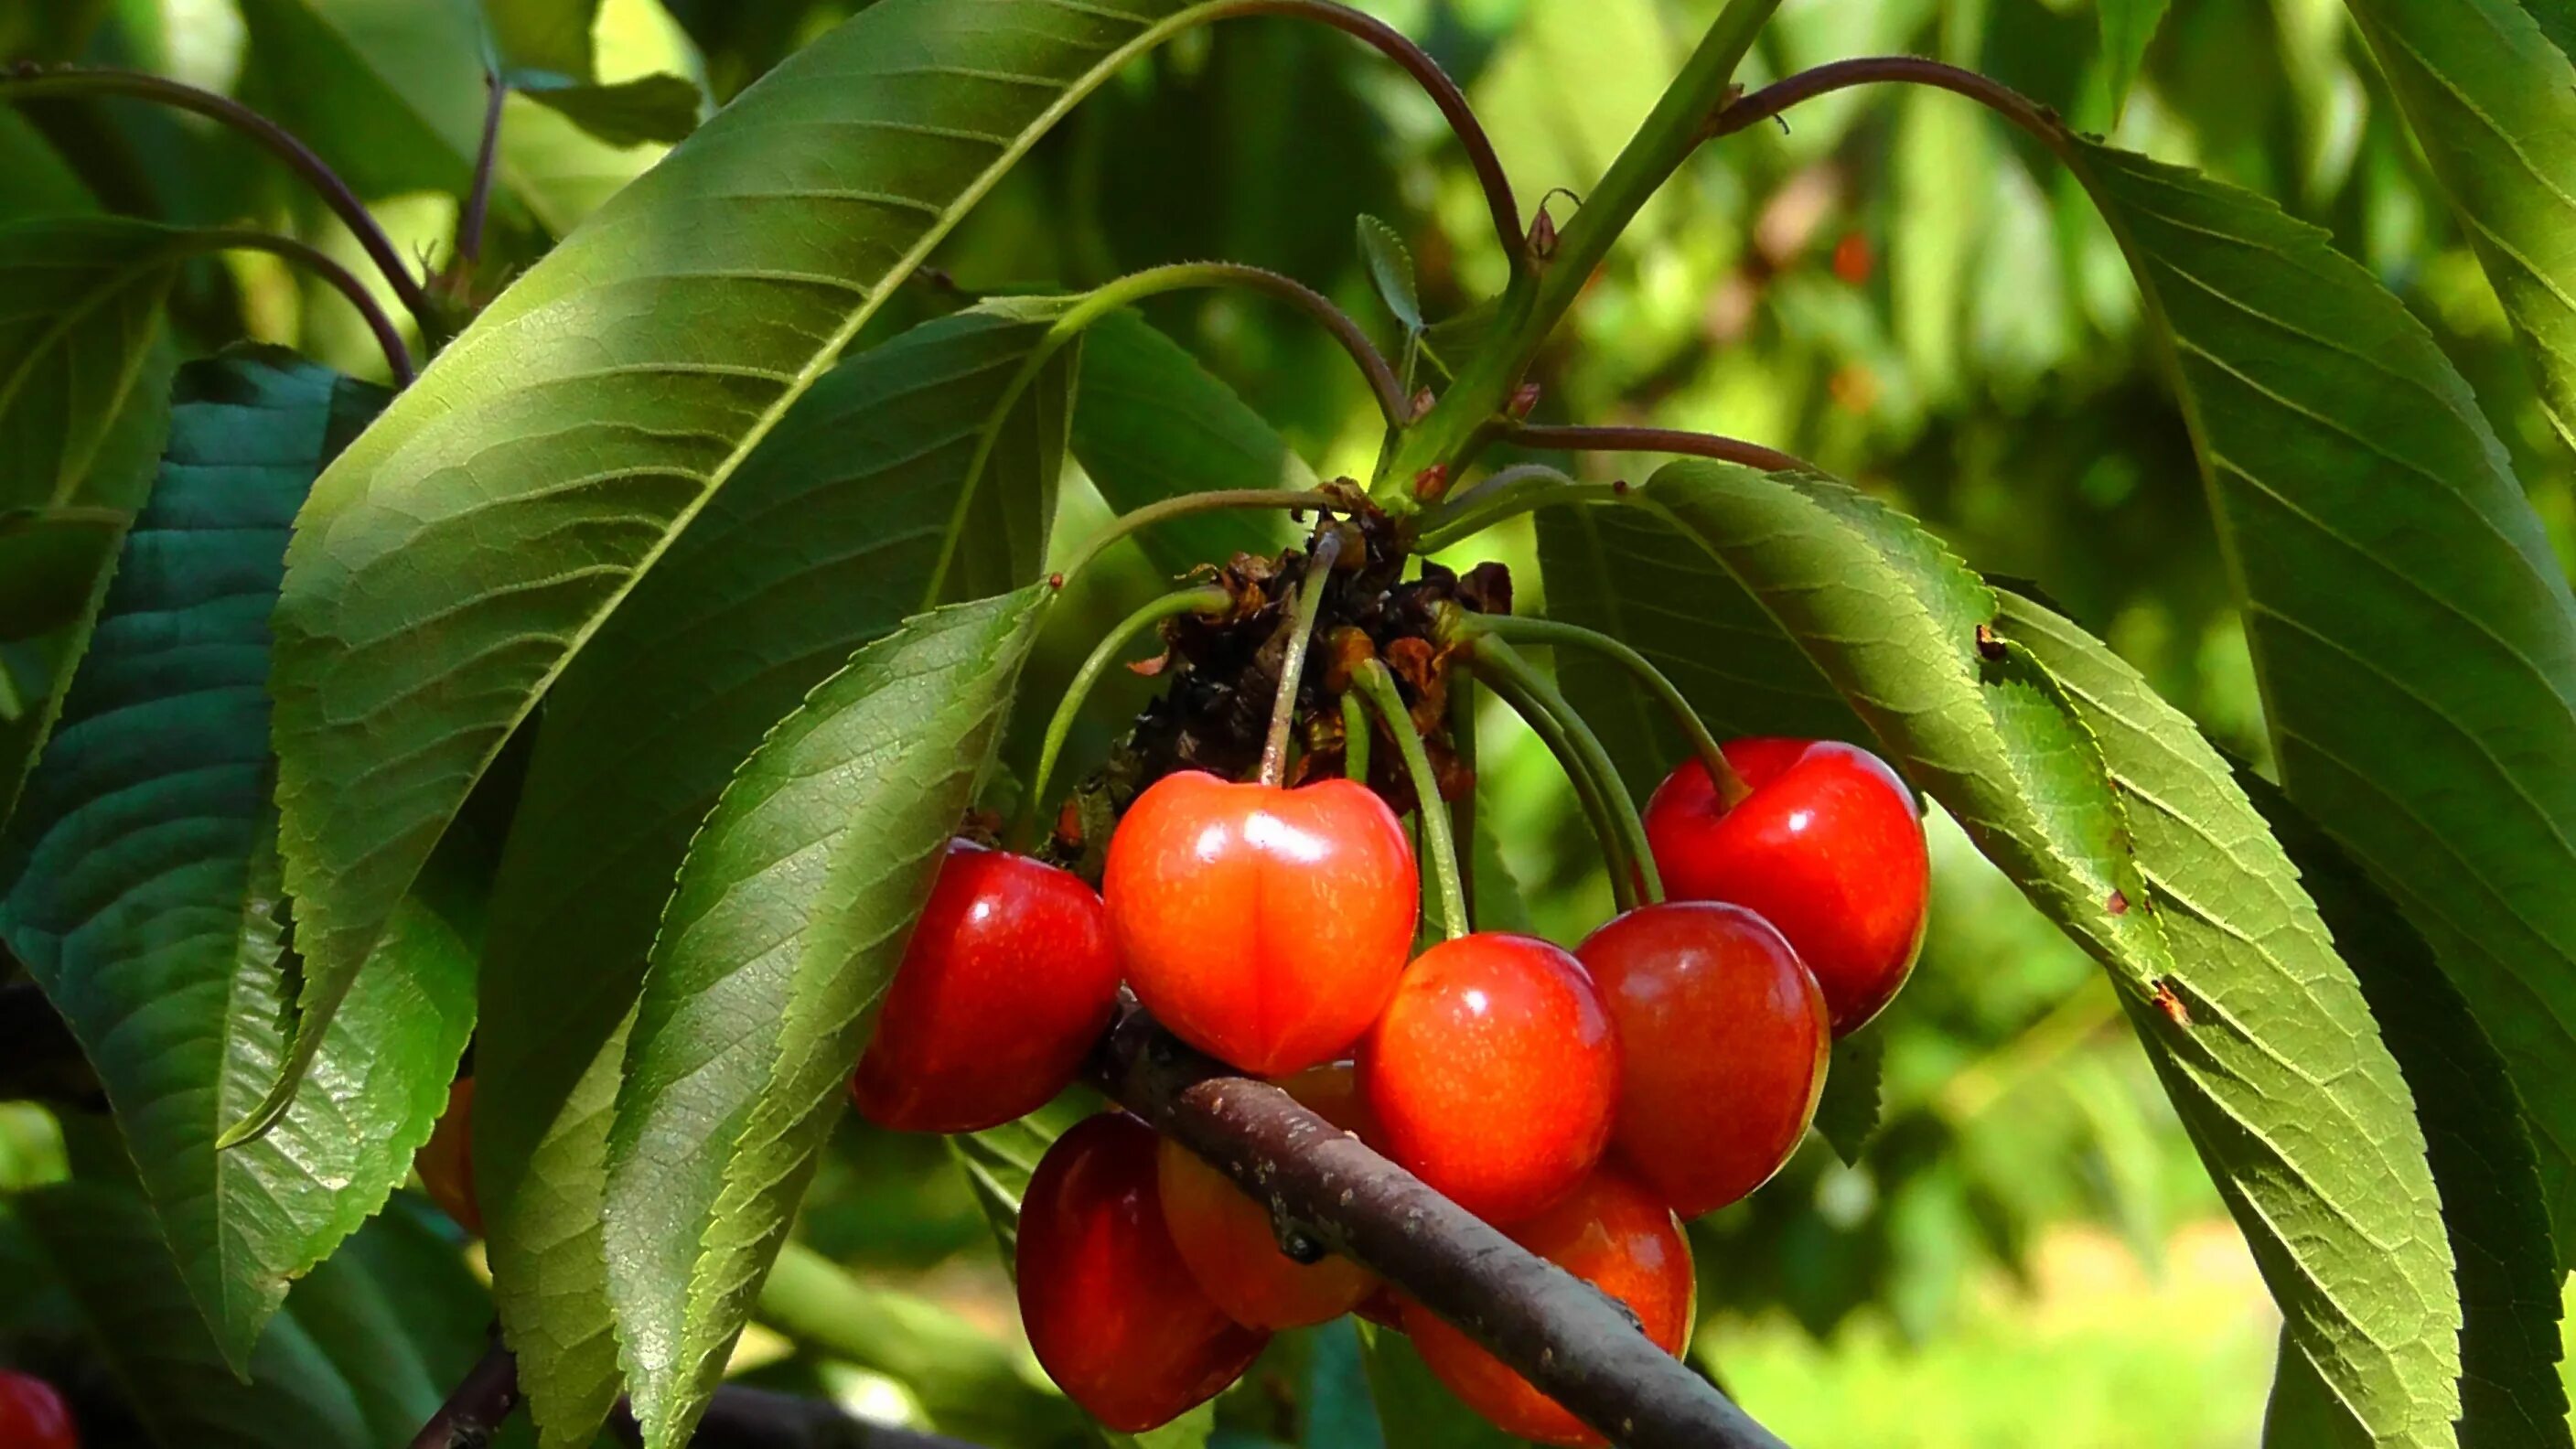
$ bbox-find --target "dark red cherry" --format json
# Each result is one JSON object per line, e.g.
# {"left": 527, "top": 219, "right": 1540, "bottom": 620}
{"left": 0, "top": 1369, "right": 76, "bottom": 1449}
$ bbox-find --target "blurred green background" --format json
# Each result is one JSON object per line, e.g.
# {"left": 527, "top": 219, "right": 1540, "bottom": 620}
{"left": 7, "top": 0, "right": 2573, "bottom": 1444}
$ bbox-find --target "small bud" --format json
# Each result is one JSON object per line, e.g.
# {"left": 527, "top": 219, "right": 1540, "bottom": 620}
{"left": 2108, "top": 889, "right": 2130, "bottom": 916}
{"left": 1529, "top": 206, "right": 1558, "bottom": 261}
{"left": 1508, "top": 382, "right": 1541, "bottom": 419}
{"left": 1046, "top": 572, "right": 1066, "bottom": 591}
{"left": 1610, "top": 478, "right": 1632, "bottom": 496}
{"left": 1409, "top": 387, "right": 1436, "bottom": 422}
{"left": 1412, "top": 464, "right": 1451, "bottom": 502}
{"left": 1974, "top": 623, "right": 2006, "bottom": 660}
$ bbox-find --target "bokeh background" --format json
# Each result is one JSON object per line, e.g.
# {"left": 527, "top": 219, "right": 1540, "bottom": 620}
{"left": 6, "top": 0, "right": 2572, "bottom": 1444}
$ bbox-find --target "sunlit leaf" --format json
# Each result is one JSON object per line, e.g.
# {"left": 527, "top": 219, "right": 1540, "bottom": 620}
{"left": 1811, "top": 1027, "right": 1883, "bottom": 1166}
{"left": 1357, "top": 214, "right": 1421, "bottom": 334}
{"left": 484, "top": 0, "right": 599, "bottom": 80}
{"left": 510, "top": 71, "right": 702, "bottom": 148}
{"left": 602, "top": 584, "right": 1055, "bottom": 1449}
{"left": 2098, "top": 0, "right": 2173, "bottom": 121}
{"left": 0, "top": 352, "right": 475, "bottom": 1370}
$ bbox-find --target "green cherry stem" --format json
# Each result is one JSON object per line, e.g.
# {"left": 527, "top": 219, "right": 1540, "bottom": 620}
{"left": 1352, "top": 657, "right": 1467, "bottom": 941}
{"left": 1342, "top": 691, "right": 1372, "bottom": 783}
{"left": 1462, "top": 613, "right": 1751, "bottom": 807}
{"left": 1017, "top": 584, "right": 1233, "bottom": 849}
{"left": 1468, "top": 636, "right": 1663, "bottom": 910}
{"left": 1412, "top": 464, "right": 1614, "bottom": 553}
{"left": 1055, "top": 489, "right": 1338, "bottom": 590}
{"left": 1446, "top": 666, "right": 1480, "bottom": 928}
{"left": 1259, "top": 526, "right": 1347, "bottom": 788}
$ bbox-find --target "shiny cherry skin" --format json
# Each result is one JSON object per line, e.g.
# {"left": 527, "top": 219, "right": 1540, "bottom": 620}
{"left": 1577, "top": 903, "right": 1830, "bottom": 1217}
{"left": 1359, "top": 933, "right": 1619, "bottom": 1224}
{"left": 1104, "top": 771, "right": 1416, "bottom": 1075}
{"left": 0, "top": 1369, "right": 78, "bottom": 1449}
{"left": 1158, "top": 1064, "right": 1379, "bottom": 1328}
{"left": 414, "top": 1077, "right": 480, "bottom": 1236}
{"left": 1016, "top": 1113, "right": 1269, "bottom": 1431}
{"left": 852, "top": 840, "right": 1121, "bottom": 1133}
{"left": 1643, "top": 739, "right": 1928, "bottom": 1034}
{"left": 1401, "top": 1167, "right": 1694, "bottom": 1447}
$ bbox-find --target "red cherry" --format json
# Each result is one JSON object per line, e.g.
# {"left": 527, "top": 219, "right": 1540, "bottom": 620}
{"left": 0, "top": 1369, "right": 77, "bottom": 1449}
{"left": 1104, "top": 772, "right": 1416, "bottom": 1075}
{"left": 852, "top": 840, "right": 1120, "bottom": 1133}
{"left": 1577, "top": 903, "right": 1829, "bottom": 1217}
{"left": 414, "top": 1078, "right": 480, "bottom": 1236}
{"left": 1359, "top": 933, "right": 1619, "bottom": 1224}
{"left": 1642, "top": 740, "right": 1928, "bottom": 1033}
{"left": 1157, "top": 1064, "right": 1379, "bottom": 1328}
{"left": 1401, "top": 1168, "right": 1694, "bottom": 1447}
{"left": 1016, "top": 1113, "right": 1269, "bottom": 1431}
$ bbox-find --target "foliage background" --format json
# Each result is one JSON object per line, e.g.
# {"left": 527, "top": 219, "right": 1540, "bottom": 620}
{"left": 3, "top": 0, "right": 2569, "bottom": 1444}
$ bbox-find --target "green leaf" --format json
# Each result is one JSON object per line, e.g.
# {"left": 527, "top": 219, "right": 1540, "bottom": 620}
{"left": 2066, "top": 135, "right": 2576, "bottom": 1258}
{"left": 484, "top": 0, "right": 599, "bottom": 79}
{"left": 495, "top": 0, "right": 710, "bottom": 236}
{"left": 1993, "top": 592, "right": 2472, "bottom": 1445}
{"left": 470, "top": 303, "right": 1075, "bottom": 1446}
{"left": 1356, "top": 215, "right": 1421, "bottom": 334}
{"left": 510, "top": 71, "right": 703, "bottom": 148}
{"left": 2098, "top": 0, "right": 2173, "bottom": 121}
{"left": 950, "top": 1092, "right": 1097, "bottom": 1272}
{"left": 257, "top": 0, "right": 1207, "bottom": 1143}
{"left": 235, "top": 0, "right": 491, "bottom": 199}
{"left": 1811, "top": 1026, "right": 1884, "bottom": 1166}
{"left": 1357, "top": 1322, "right": 1517, "bottom": 1449}
{"left": 1533, "top": 500, "right": 1869, "bottom": 800}
{"left": 0, "top": 507, "right": 125, "bottom": 642}
{"left": 1071, "top": 309, "right": 1310, "bottom": 576}
{"left": 2237, "top": 768, "right": 2569, "bottom": 1447}
{"left": 2338, "top": 0, "right": 2576, "bottom": 454}
{"left": 602, "top": 584, "right": 1055, "bottom": 1449}
{"left": 0, "top": 353, "right": 476, "bottom": 1371}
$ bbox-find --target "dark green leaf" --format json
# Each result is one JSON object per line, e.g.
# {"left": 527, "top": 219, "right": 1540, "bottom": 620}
{"left": 1811, "top": 1026, "right": 1884, "bottom": 1166}
{"left": 236, "top": 0, "right": 490, "bottom": 199}
{"left": 2339, "top": 0, "right": 2576, "bottom": 454}
{"left": 602, "top": 584, "right": 1056, "bottom": 1449}
{"left": 258, "top": 0, "right": 1207, "bottom": 1143}
{"left": 1357, "top": 214, "right": 1421, "bottom": 334}
{"left": 510, "top": 71, "right": 703, "bottom": 147}
{"left": 951, "top": 1092, "right": 1097, "bottom": 1272}
{"left": 471, "top": 303, "right": 1074, "bottom": 1445}
{"left": 0, "top": 353, "right": 475, "bottom": 1370}
{"left": 0, "top": 507, "right": 124, "bottom": 642}
{"left": 1994, "top": 592, "right": 2470, "bottom": 1445}
{"left": 2067, "top": 135, "right": 2576, "bottom": 1259}
{"left": 1070, "top": 309, "right": 1309, "bottom": 577}
{"left": 1357, "top": 1322, "right": 1517, "bottom": 1449}
{"left": 2098, "top": 0, "right": 2173, "bottom": 121}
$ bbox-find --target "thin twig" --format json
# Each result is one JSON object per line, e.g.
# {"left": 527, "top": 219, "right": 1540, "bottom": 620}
{"left": 454, "top": 70, "right": 509, "bottom": 268}
{"left": 1259, "top": 524, "right": 1346, "bottom": 786}
{"left": 408, "top": 1335, "right": 520, "bottom": 1449}
{"left": 1703, "top": 55, "right": 2066, "bottom": 149}
{"left": 201, "top": 229, "right": 417, "bottom": 384}
{"left": 1, "top": 66, "right": 435, "bottom": 332}
{"left": 1507, "top": 423, "right": 1809, "bottom": 475}
{"left": 1089, "top": 1007, "right": 1791, "bottom": 1449}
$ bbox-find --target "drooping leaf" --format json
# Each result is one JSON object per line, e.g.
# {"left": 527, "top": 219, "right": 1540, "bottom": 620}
{"left": 602, "top": 584, "right": 1055, "bottom": 1449}
{"left": 1811, "top": 1026, "right": 1884, "bottom": 1166}
{"left": 1994, "top": 593, "right": 2473, "bottom": 1445}
{"left": 2338, "top": 0, "right": 2576, "bottom": 454}
{"left": 1356, "top": 214, "right": 1422, "bottom": 334}
{"left": 1071, "top": 309, "right": 1311, "bottom": 577}
{"left": 1533, "top": 500, "right": 1868, "bottom": 800}
{"left": 256, "top": 0, "right": 1207, "bottom": 1143}
{"left": 2065, "top": 135, "right": 2576, "bottom": 1257}
{"left": 2097, "top": 0, "right": 2173, "bottom": 121}
{"left": 510, "top": 71, "right": 703, "bottom": 148}
{"left": 496, "top": 0, "right": 711, "bottom": 236}
{"left": 0, "top": 353, "right": 476, "bottom": 1370}
{"left": 472, "top": 304, "right": 1075, "bottom": 1445}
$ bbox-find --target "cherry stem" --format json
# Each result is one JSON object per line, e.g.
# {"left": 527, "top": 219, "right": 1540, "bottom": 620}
{"left": 1412, "top": 463, "right": 1609, "bottom": 553}
{"left": 1702, "top": 55, "right": 2066, "bottom": 150}
{"left": 1468, "top": 635, "right": 1663, "bottom": 910}
{"left": 454, "top": 70, "right": 508, "bottom": 270}
{"left": 1055, "top": 488, "right": 1337, "bottom": 589}
{"left": 406, "top": 1334, "right": 520, "bottom": 1449}
{"left": 2, "top": 66, "right": 436, "bottom": 336}
{"left": 186, "top": 228, "right": 417, "bottom": 384}
{"left": 1340, "top": 690, "right": 1371, "bottom": 782}
{"left": 1506, "top": 422, "right": 1810, "bottom": 476}
{"left": 1017, "top": 584, "right": 1232, "bottom": 850}
{"left": 1465, "top": 613, "right": 1752, "bottom": 806}
{"left": 1087, "top": 1005, "right": 1791, "bottom": 1449}
{"left": 1447, "top": 670, "right": 1480, "bottom": 928}
{"left": 1351, "top": 656, "right": 1467, "bottom": 939}
{"left": 1259, "top": 525, "right": 1347, "bottom": 788}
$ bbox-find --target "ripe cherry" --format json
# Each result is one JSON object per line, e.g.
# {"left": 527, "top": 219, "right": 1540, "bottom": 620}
{"left": 1577, "top": 903, "right": 1829, "bottom": 1217}
{"left": 1401, "top": 1167, "right": 1694, "bottom": 1447}
{"left": 1359, "top": 933, "right": 1618, "bottom": 1224}
{"left": 1157, "top": 1064, "right": 1379, "bottom": 1328}
{"left": 414, "top": 1077, "right": 479, "bottom": 1236}
{"left": 852, "top": 840, "right": 1121, "bottom": 1133}
{"left": 1104, "top": 772, "right": 1415, "bottom": 1075}
{"left": 1643, "top": 739, "right": 1928, "bottom": 1033}
{"left": 1016, "top": 1113, "right": 1269, "bottom": 1431}
{"left": 0, "top": 1368, "right": 77, "bottom": 1449}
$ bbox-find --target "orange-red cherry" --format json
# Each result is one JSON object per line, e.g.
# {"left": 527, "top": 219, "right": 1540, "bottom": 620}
{"left": 1104, "top": 771, "right": 1416, "bottom": 1075}
{"left": 852, "top": 840, "right": 1120, "bottom": 1133}
{"left": 414, "top": 1077, "right": 480, "bottom": 1236}
{"left": 0, "top": 1369, "right": 77, "bottom": 1449}
{"left": 1401, "top": 1167, "right": 1694, "bottom": 1447}
{"left": 1643, "top": 739, "right": 1928, "bottom": 1034}
{"left": 1158, "top": 1064, "right": 1379, "bottom": 1328}
{"left": 1359, "top": 933, "right": 1619, "bottom": 1224}
{"left": 1578, "top": 903, "right": 1830, "bottom": 1217}
{"left": 1016, "top": 1113, "right": 1269, "bottom": 1431}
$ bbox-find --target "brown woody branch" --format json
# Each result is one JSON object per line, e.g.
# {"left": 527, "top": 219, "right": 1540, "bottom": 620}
{"left": 1087, "top": 1005, "right": 1790, "bottom": 1449}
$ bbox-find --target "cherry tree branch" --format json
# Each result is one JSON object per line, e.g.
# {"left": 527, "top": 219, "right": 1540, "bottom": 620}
{"left": 1703, "top": 55, "right": 2066, "bottom": 151}
{"left": 1506, "top": 423, "right": 1809, "bottom": 475}
{"left": 1087, "top": 1006, "right": 1791, "bottom": 1449}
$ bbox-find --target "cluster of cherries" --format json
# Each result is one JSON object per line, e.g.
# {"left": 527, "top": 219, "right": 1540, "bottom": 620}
{"left": 853, "top": 736, "right": 1928, "bottom": 1445}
